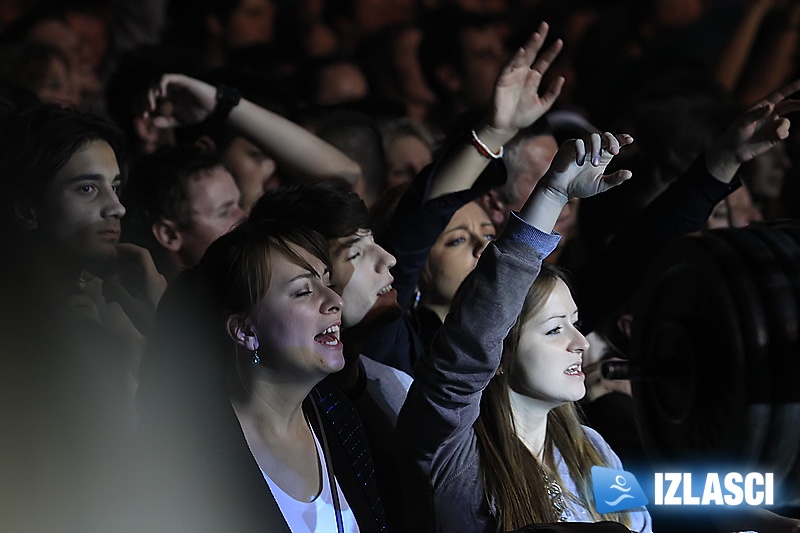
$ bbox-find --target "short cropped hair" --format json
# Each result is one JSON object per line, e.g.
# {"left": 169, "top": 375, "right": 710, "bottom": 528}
{"left": 250, "top": 181, "right": 370, "bottom": 240}
{"left": 123, "top": 144, "right": 224, "bottom": 231}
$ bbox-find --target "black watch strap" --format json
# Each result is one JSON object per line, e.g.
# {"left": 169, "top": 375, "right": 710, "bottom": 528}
{"left": 209, "top": 84, "right": 241, "bottom": 123}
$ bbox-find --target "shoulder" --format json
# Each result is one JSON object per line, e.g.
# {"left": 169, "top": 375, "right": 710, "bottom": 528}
{"left": 580, "top": 424, "right": 624, "bottom": 469}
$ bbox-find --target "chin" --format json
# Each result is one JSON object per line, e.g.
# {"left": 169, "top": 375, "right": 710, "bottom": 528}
{"left": 363, "top": 298, "right": 402, "bottom": 326}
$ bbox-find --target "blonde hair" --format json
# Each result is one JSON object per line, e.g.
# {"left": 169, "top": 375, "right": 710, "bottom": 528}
{"left": 474, "top": 264, "right": 631, "bottom": 531}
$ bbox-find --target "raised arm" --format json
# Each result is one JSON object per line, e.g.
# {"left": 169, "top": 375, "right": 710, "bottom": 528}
{"left": 398, "top": 132, "right": 633, "bottom": 495}
{"left": 426, "top": 21, "right": 564, "bottom": 200}
{"left": 574, "top": 80, "right": 800, "bottom": 334}
{"left": 378, "top": 22, "right": 563, "bottom": 304}
{"left": 145, "top": 73, "right": 362, "bottom": 186}
{"left": 706, "top": 78, "right": 800, "bottom": 183}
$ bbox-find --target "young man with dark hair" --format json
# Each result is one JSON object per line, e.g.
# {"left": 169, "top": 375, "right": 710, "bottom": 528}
{"left": 0, "top": 102, "right": 164, "bottom": 338}
{"left": 0, "top": 102, "right": 164, "bottom": 531}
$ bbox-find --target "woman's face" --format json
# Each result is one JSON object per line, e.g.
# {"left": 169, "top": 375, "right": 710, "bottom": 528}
{"left": 252, "top": 244, "right": 344, "bottom": 378}
{"left": 422, "top": 202, "right": 495, "bottom": 306}
{"left": 509, "top": 279, "right": 589, "bottom": 408}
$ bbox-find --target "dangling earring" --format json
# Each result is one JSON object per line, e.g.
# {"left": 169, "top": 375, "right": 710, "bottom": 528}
{"left": 252, "top": 349, "right": 260, "bottom": 365}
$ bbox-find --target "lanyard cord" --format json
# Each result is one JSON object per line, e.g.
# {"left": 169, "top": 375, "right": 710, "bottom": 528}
{"left": 310, "top": 396, "right": 345, "bottom": 533}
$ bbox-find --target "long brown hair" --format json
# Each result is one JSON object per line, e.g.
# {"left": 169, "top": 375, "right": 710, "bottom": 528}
{"left": 473, "top": 264, "right": 631, "bottom": 532}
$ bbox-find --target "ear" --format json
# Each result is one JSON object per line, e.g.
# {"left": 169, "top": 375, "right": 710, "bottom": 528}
{"left": 152, "top": 219, "right": 183, "bottom": 253}
{"left": 11, "top": 199, "right": 37, "bottom": 230}
{"left": 226, "top": 315, "right": 259, "bottom": 351}
{"left": 194, "top": 135, "right": 217, "bottom": 153}
{"left": 434, "top": 64, "right": 462, "bottom": 94}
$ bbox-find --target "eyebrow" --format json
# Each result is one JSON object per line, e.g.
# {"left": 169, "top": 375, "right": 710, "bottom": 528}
{"left": 443, "top": 223, "right": 495, "bottom": 235}
{"left": 540, "top": 310, "right": 579, "bottom": 322}
{"left": 289, "top": 267, "right": 331, "bottom": 283}
{"left": 215, "top": 200, "right": 237, "bottom": 211}
{"left": 63, "top": 173, "right": 122, "bottom": 185}
{"left": 334, "top": 235, "right": 362, "bottom": 255}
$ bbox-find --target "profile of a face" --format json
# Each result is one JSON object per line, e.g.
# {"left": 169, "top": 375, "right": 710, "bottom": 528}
{"left": 176, "top": 166, "right": 247, "bottom": 268}
{"left": 37, "top": 139, "right": 124, "bottom": 271}
{"left": 509, "top": 278, "right": 589, "bottom": 409}
{"left": 330, "top": 228, "right": 399, "bottom": 329}
{"left": 246, "top": 244, "right": 345, "bottom": 377}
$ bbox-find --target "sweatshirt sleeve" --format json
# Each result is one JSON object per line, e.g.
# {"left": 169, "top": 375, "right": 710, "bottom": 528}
{"left": 398, "top": 213, "right": 559, "bottom": 489}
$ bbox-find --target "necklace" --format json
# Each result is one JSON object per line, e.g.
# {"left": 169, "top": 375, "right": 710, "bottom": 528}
{"left": 542, "top": 472, "right": 572, "bottom": 522}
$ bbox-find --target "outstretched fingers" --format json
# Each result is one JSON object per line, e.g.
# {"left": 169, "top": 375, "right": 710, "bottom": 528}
{"left": 518, "top": 21, "right": 550, "bottom": 68}
{"left": 574, "top": 137, "right": 587, "bottom": 166}
{"left": 530, "top": 38, "right": 563, "bottom": 77}
{"left": 588, "top": 132, "right": 602, "bottom": 165}
{"left": 763, "top": 78, "right": 800, "bottom": 106}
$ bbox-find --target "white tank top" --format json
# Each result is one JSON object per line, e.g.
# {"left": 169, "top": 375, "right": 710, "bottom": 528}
{"left": 260, "top": 427, "right": 361, "bottom": 533}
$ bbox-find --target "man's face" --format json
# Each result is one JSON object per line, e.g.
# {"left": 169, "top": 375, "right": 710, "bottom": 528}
{"left": 329, "top": 229, "right": 399, "bottom": 329}
{"left": 38, "top": 139, "right": 124, "bottom": 271}
{"left": 225, "top": 0, "right": 276, "bottom": 47}
{"left": 176, "top": 166, "right": 246, "bottom": 267}
{"left": 458, "top": 26, "right": 508, "bottom": 109}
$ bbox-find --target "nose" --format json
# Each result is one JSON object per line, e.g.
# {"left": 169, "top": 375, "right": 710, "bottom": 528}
{"left": 102, "top": 189, "right": 126, "bottom": 219}
{"left": 232, "top": 204, "right": 247, "bottom": 223}
{"left": 376, "top": 245, "right": 396, "bottom": 272}
{"left": 322, "top": 285, "right": 343, "bottom": 314}
{"left": 473, "top": 236, "right": 490, "bottom": 259}
{"left": 570, "top": 328, "right": 590, "bottom": 354}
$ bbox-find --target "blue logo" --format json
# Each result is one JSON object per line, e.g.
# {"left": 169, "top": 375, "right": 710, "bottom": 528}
{"left": 591, "top": 466, "right": 649, "bottom": 514}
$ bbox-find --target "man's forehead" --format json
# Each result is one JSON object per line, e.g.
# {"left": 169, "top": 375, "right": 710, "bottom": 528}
{"left": 330, "top": 228, "right": 373, "bottom": 249}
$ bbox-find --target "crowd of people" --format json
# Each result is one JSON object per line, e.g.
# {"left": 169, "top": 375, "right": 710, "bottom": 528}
{"left": 1, "top": 0, "right": 799, "bottom": 532}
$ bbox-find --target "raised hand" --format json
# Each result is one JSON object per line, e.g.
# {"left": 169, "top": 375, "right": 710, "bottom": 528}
{"left": 519, "top": 132, "right": 634, "bottom": 234}
{"left": 542, "top": 132, "right": 634, "bottom": 201}
{"left": 706, "top": 78, "right": 800, "bottom": 182}
{"left": 144, "top": 73, "right": 218, "bottom": 128}
{"left": 489, "top": 21, "right": 564, "bottom": 136}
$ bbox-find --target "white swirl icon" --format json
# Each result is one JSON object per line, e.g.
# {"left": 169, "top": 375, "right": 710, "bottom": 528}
{"left": 604, "top": 475, "right": 635, "bottom": 507}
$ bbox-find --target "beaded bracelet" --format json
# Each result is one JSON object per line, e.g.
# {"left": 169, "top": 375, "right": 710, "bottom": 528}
{"left": 471, "top": 129, "right": 504, "bottom": 159}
